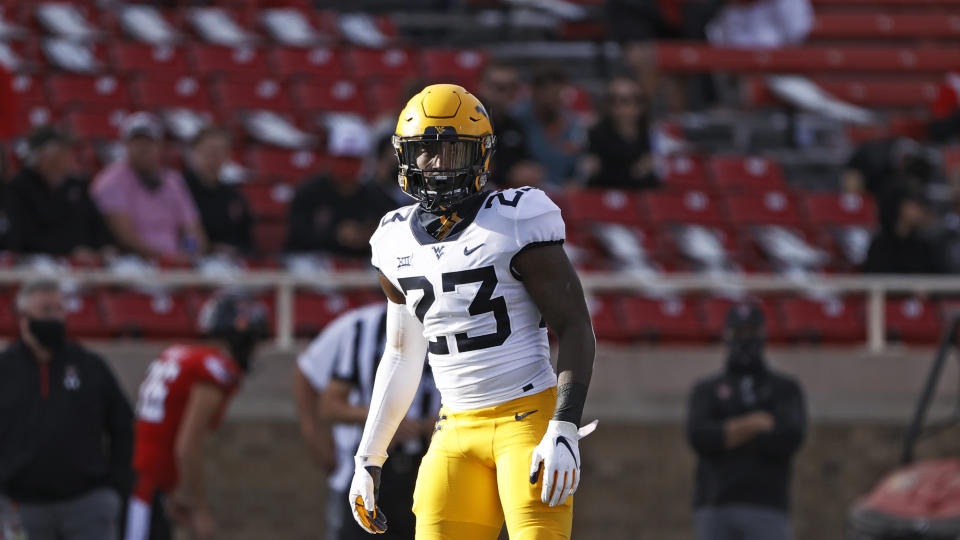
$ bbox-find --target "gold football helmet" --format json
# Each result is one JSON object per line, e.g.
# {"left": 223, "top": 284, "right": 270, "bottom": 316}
{"left": 393, "top": 84, "right": 496, "bottom": 211}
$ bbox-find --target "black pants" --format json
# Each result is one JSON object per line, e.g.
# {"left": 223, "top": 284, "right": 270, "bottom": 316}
{"left": 339, "top": 450, "right": 423, "bottom": 540}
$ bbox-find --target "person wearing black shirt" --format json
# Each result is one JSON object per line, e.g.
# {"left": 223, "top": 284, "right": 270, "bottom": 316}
{"left": 182, "top": 126, "right": 254, "bottom": 256}
{"left": 285, "top": 169, "right": 395, "bottom": 258}
{"left": 863, "top": 186, "right": 943, "bottom": 274}
{"left": 0, "top": 280, "right": 133, "bottom": 540}
{"left": 686, "top": 302, "right": 806, "bottom": 540}
{"left": 584, "top": 76, "right": 659, "bottom": 189}
{"left": 5, "top": 126, "right": 111, "bottom": 258}
{"left": 477, "top": 61, "right": 545, "bottom": 189}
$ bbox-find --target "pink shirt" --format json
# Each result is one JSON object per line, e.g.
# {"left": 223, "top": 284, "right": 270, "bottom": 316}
{"left": 92, "top": 161, "right": 200, "bottom": 257}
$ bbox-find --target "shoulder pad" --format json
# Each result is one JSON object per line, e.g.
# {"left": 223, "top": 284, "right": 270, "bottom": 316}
{"left": 376, "top": 205, "right": 417, "bottom": 229}
{"left": 483, "top": 187, "right": 560, "bottom": 221}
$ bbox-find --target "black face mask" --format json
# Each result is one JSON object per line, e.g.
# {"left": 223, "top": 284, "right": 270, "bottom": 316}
{"left": 725, "top": 336, "right": 766, "bottom": 375}
{"left": 28, "top": 318, "right": 67, "bottom": 352}
{"left": 227, "top": 333, "right": 257, "bottom": 373}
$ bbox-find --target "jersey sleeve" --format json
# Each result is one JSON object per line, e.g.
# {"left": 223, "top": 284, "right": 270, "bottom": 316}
{"left": 195, "top": 353, "right": 240, "bottom": 390}
{"left": 369, "top": 206, "right": 413, "bottom": 290}
{"left": 296, "top": 316, "right": 350, "bottom": 390}
{"left": 503, "top": 188, "right": 565, "bottom": 250}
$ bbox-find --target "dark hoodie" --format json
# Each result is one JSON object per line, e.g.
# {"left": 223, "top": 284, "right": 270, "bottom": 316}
{"left": 685, "top": 306, "right": 807, "bottom": 512}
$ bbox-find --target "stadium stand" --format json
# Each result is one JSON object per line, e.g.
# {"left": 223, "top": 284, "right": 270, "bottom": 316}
{"left": 0, "top": 0, "right": 956, "bottom": 350}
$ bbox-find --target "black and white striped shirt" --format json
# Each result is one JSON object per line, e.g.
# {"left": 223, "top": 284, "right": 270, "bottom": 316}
{"left": 297, "top": 303, "right": 441, "bottom": 492}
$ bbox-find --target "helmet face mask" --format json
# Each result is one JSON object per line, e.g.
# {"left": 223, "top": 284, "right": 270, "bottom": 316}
{"left": 394, "top": 84, "right": 496, "bottom": 211}
{"left": 395, "top": 134, "right": 493, "bottom": 211}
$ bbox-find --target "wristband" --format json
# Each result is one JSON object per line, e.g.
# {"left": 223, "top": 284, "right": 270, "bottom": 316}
{"left": 553, "top": 382, "right": 588, "bottom": 425}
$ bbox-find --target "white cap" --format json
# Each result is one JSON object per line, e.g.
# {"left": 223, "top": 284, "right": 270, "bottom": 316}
{"left": 120, "top": 111, "right": 163, "bottom": 140}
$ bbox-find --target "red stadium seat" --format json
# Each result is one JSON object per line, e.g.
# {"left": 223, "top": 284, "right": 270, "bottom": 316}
{"left": 621, "top": 296, "right": 705, "bottom": 341}
{"left": 656, "top": 43, "right": 960, "bottom": 74}
{"left": 111, "top": 43, "right": 190, "bottom": 77}
{"left": 100, "top": 291, "right": 197, "bottom": 338}
{"left": 564, "top": 189, "right": 643, "bottom": 226}
{"left": 132, "top": 76, "right": 213, "bottom": 111}
{"left": 810, "top": 14, "right": 960, "bottom": 39}
{"left": 270, "top": 46, "right": 345, "bottom": 79}
{"left": 588, "top": 294, "right": 631, "bottom": 342}
{"left": 190, "top": 45, "right": 269, "bottom": 79}
{"left": 642, "top": 190, "right": 725, "bottom": 226}
{"left": 46, "top": 75, "right": 132, "bottom": 110}
{"left": 781, "top": 297, "right": 865, "bottom": 342}
{"left": 366, "top": 78, "right": 407, "bottom": 119}
{"left": 886, "top": 297, "right": 942, "bottom": 343}
{"left": 943, "top": 145, "right": 960, "bottom": 178}
{"left": 246, "top": 147, "right": 323, "bottom": 183}
{"left": 213, "top": 78, "right": 293, "bottom": 113}
{"left": 253, "top": 221, "right": 287, "bottom": 255}
{"left": 660, "top": 154, "right": 709, "bottom": 189}
{"left": 802, "top": 192, "right": 877, "bottom": 227}
{"left": 725, "top": 191, "right": 802, "bottom": 227}
{"left": 64, "top": 294, "right": 109, "bottom": 338}
{"left": 347, "top": 47, "right": 416, "bottom": 81}
{"left": 294, "top": 292, "right": 353, "bottom": 336}
{"left": 65, "top": 109, "right": 130, "bottom": 139}
{"left": 420, "top": 48, "right": 488, "bottom": 87}
{"left": 701, "top": 296, "right": 788, "bottom": 342}
{"left": 11, "top": 74, "right": 47, "bottom": 109}
{"left": 0, "top": 293, "right": 16, "bottom": 335}
{"left": 709, "top": 155, "right": 784, "bottom": 192}
{"left": 240, "top": 182, "right": 295, "bottom": 220}
{"left": 749, "top": 77, "right": 941, "bottom": 108}
{"left": 291, "top": 78, "right": 368, "bottom": 116}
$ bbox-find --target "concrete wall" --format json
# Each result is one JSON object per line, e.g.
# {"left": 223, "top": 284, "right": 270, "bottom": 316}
{"left": 74, "top": 341, "right": 960, "bottom": 539}
{"left": 95, "top": 341, "right": 959, "bottom": 423}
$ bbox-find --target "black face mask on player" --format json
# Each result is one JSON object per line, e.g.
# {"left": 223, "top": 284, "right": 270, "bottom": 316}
{"left": 723, "top": 304, "right": 767, "bottom": 375}
{"left": 396, "top": 135, "right": 494, "bottom": 212}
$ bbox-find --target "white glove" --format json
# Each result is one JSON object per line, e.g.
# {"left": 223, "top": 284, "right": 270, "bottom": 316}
{"left": 529, "top": 419, "right": 598, "bottom": 507}
{"left": 348, "top": 457, "right": 388, "bottom": 534}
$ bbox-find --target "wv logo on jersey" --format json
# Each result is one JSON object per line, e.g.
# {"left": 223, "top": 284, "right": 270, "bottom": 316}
{"left": 432, "top": 246, "right": 445, "bottom": 260}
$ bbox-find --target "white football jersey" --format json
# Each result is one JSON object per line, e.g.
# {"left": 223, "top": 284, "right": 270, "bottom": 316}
{"left": 370, "top": 187, "right": 564, "bottom": 410}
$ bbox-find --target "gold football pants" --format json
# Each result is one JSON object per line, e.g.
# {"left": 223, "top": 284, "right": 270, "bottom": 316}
{"left": 412, "top": 387, "right": 572, "bottom": 540}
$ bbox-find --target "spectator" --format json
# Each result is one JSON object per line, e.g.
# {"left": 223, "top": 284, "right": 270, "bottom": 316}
{"left": 513, "top": 66, "right": 587, "bottom": 187}
{"left": 476, "top": 61, "right": 545, "bottom": 189}
{"left": 583, "top": 76, "right": 659, "bottom": 189}
{"left": 929, "top": 71, "right": 960, "bottom": 143}
{"left": 364, "top": 133, "right": 410, "bottom": 209}
{"left": 0, "top": 279, "right": 133, "bottom": 540}
{"left": 842, "top": 137, "right": 933, "bottom": 199}
{"left": 294, "top": 303, "right": 440, "bottom": 540}
{"left": 285, "top": 170, "right": 395, "bottom": 258}
{"left": 5, "top": 126, "right": 111, "bottom": 259}
{"left": 125, "top": 294, "right": 269, "bottom": 540}
{"left": 706, "top": 0, "right": 813, "bottom": 49}
{"left": 92, "top": 112, "right": 206, "bottom": 264}
{"left": 182, "top": 126, "right": 254, "bottom": 256}
{"left": 863, "top": 187, "right": 943, "bottom": 274}
{"left": 686, "top": 302, "right": 806, "bottom": 540}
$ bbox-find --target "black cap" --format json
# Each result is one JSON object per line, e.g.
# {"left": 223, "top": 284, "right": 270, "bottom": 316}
{"left": 725, "top": 301, "right": 765, "bottom": 331}
{"left": 26, "top": 125, "right": 71, "bottom": 153}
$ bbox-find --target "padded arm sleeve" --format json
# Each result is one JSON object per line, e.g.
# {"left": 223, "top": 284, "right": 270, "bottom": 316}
{"left": 355, "top": 300, "right": 428, "bottom": 466}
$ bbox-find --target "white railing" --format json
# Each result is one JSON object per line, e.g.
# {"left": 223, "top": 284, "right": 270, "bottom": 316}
{"left": 0, "top": 269, "right": 954, "bottom": 352}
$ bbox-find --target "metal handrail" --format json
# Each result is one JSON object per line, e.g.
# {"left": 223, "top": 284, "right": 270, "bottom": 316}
{"left": 0, "top": 269, "right": 954, "bottom": 351}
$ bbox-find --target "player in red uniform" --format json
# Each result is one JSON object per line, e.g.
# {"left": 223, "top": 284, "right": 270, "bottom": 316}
{"left": 124, "top": 294, "right": 268, "bottom": 540}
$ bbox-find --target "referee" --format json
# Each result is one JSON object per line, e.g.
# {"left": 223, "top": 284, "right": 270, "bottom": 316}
{"left": 293, "top": 303, "right": 439, "bottom": 540}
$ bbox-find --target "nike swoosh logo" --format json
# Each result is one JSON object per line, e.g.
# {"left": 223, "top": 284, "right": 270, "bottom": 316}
{"left": 463, "top": 244, "right": 485, "bottom": 256}
{"left": 515, "top": 409, "right": 537, "bottom": 421}
{"left": 556, "top": 436, "right": 579, "bottom": 468}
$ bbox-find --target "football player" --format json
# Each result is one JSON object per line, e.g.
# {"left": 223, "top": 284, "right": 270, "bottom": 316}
{"left": 124, "top": 293, "right": 268, "bottom": 540}
{"left": 348, "top": 84, "right": 596, "bottom": 540}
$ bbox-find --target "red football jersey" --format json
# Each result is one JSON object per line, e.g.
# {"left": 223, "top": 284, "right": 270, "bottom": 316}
{"left": 131, "top": 344, "right": 241, "bottom": 497}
